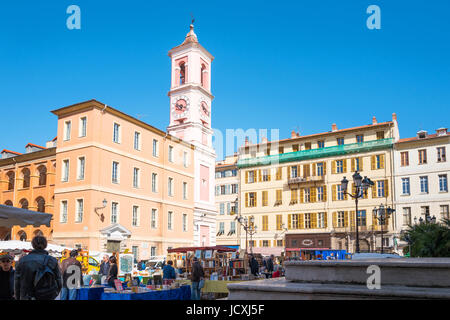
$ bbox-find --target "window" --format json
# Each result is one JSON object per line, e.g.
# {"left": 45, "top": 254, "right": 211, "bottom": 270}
{"left": 291, "top": 214, "right": 299, "bottom": 229}
{"left": 317, "top": 140, "right": 325, "bottom": 149}
{"left": 112, "top": 162, "right": 119, "bottom": 184}
{"left": 262, "top": 216, "right": 268, "bottom": 231}
{"left": 337, "top": 211, "right": 345, "bottom": 228}
{"left": 168, "top": 178, "right": 173, "bottom": 196}
{"left": 152, "top": 139, "right": 159, "bottom": 157}
{"left": 152, "top": 173, "right": 158, "bottom": 193}
{"left": 132, "top": 246, "right": 138, "bottom": 264}
{"left": 317, "top": 186, "right": 324, "bottom": 201}
{"left": 277, "top": 240, "right": 283, "bottom": 247}
{"left": 79, "top": 117, "right": 87, "bottom": 137}
{"left": 36, "top": 197, "right": 46, "bottom": 213}
{"left": 151, "top": 247, "right": 157, "bottom": 258}
{"left": 111, "top": 202, "right": 119, "bottom": 223}
{"left": 439, "top": 175, "right": 448, "bottom": 192}
{"left": 168, "top": 211, "right": 173, "bottom": 230}
{"left": 134, "top": 132, "right": 141, "bottom": 151}
{"left": 275, "top": 189, "right": 282, "bottom": 205}
{"left": 6, "top": 171, "right": 15, "bottom": 190}
{"left": 403, "top": 207, "right": 411, "bottom": 226}
{"left": 276, "top": 215, "right": 283, "bottom": 230}
{"left": 229, "top": 222, "right": 236, "bottom": 235}
{"left": 357, "top": 210, "right": 366, "bottom": 226}
{"left": 401, "top": 152, "right": 409, "bottom": 166}
{"left": 132, "top": 206, "right": 139, "bottom": 227}
{"left": 181, "top": 214, "right": 187, "bottom": 232}
{"left": 376, "top": 131, "right": 385, "bottom": 140}
{"left": 402, "top": 178, "right": 410, "bottom": 195}
{"left": 60, "top": 201, "right": 68, "bottom": 223}
{"left": 77, "top": 157, "right": 85, "bottom": 180}
{"left": 168, "top": 146, "right": 174, "bottom": 163}
{"left": 183, "top": 182, "right": 188, "bottom": 199}
{"left": 421, "top": 206, "right": 430, "bottom": 216}
{"left": 375, "top": 154, "right": 384, "bottom": 169}
{"left": 304, "top": 188, "right": 311, "bottom": 203}
{"left": 218, "top": 222, "right": 225, "bottom": 236}
{"left": 420, "top": 176, "right": 429, "bottom": 193}
{"left": 179, "top": 62, "right": 186, "bottom": 85}
{"left": 356, "top": 135, "right": 364, "bottom": 143}
{"left": 292, "top": 144, "right": 299, "bottom": 152}
{"left": 337, "top": 137, "right": 344, "bottom": 146}
{"left": 304, "top": 213, "right": 311, "bottom": 229}
{"left": 336, "top": 160, "right": 344, "bottom": 173}
{"left": 227, "top": 202, "right": 231, "bottom": 215}
{"left": 353, "top": 157, "right": 361, "bottom": 172}
{"left": 261, "top": 169, "right": 270, "bottom": 182}
{"left": 317, "top": 162, "right": 324, "bottom": 176}
{"left": 279, "top": 146, "right": 284, "bottom": 154}
{"left": 22, "top": 168, "right": 30, "bottom": 189}
{"left": 377, "top": 180, "right": 386, "bottom": 197}
{"left": 75, "top": 199, "right": 83, "bottom": 223}
{"left": 246, "top": 192, "right": 257, "bottom": 207}
{"left": 133, "top": 168, "right": 140, "bottom": 188}
{"left": 290, "top": 166, "right": 298, "bottom": 178}
{"left": 183, "top": 152, "right": 188, "bottom": 167}
{"left": 276, "top": 167, "right": 282, "bottom": 180}
{"left": 290, "top": 188, "right": 298, "bottom": 204}
{"left": 317, "top": 212, "right": 325, "bottom": 228}
{"left": 437, "top": 147, "right": 446, "bottom": 162}
{"left": 151, "top": 209, "right": 157, "bottom": 229}
{"left": 64, "top": 121, "right": 71, "bottom": 141}
{"left": 220, "top": 203, "right": 225, "bottom": 215}
{"left": 232, "top": 184, "right": 238, "bottom": 194}
{"left": 418, "top": 149, "right": 427, "bottom": 164}
{"left": 62, "top": 160, "right": 69, "bottom": 182}
{"left": 441, "top": 205, "right": 449, "bottom": 220}
{"left": 262, "top": 240, "right": 270, "bottom": 247}
{"left": 113, "top": 123, "right": 120, "bottom": 143}
{"left": 337, "top": 185, "right": 344, "bottom": 201}
{"left": 262, "top": 191, "right": 268, "bottom": 206}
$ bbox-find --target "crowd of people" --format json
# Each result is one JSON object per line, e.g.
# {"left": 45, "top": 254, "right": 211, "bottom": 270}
{"left": 248, "top": 254, "right": 284, "bottom": 278}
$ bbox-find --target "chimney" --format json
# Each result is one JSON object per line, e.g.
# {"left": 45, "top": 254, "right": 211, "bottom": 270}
{"left": 331, "top": 123, "right": 338, "bottom": 132}
{"left": 372, "top": 116, "right": 377, "bottom": 125}
{"left": 291, "top": 130, "right": 297, "bottom": 138}
{"left": 392, "top": 113, "right": 397, "bottom": 122}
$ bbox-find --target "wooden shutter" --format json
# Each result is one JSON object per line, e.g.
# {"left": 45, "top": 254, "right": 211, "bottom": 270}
{"left": 332, "top": 212, "right": 337, "bottom": 228}
{"left": 385, "top": 179, "right": 389, "bottom": 197}
{"left": 323, "top": 162, "right": 327, "bottom": 175}
{"left": 372, "top": 182, "right": 377, "bottom": 198}
{"left": 332, "top": 185, "right": 337, "bottom": 201}
{"left": 258, "top": 170, "right": 262, "bottom": 182}
{"left": 350, "top": 210, "right": 355, "bottom": 229}
{"left": 372, "top": 212, "right": 378, "bottom": 231}
{"left": 344, "top": 211, "right": 349, "bottom": 227}
{"left": 312, "top": 163, "right": 316, "bottom": 176}
{"left": 324, "top": 212, "right": 328, "bottom": 228}
{"left": 311, "top": 187, "right": 317, "bottom": 202}
{"left": 288, "top": 166, "right": 291, "bottom": 178}
{"left": 381, "top": 154, "right": 385, "bottom": 169}
{"left": 360, "top": 157, "right": 364, "bottom": 171}
{"left": 332, "top": 161, "right": 336, "bottom": 174}
{"left": 311, "top": 213, "right": 317, "bottom": 229}
{"left": 371, "top": 155, "right": 376, "bottom": 170}
{"left": 351, "top": 158, "right": 355, "bottom": 172}
{"left": 255, "top": 192, "right": 258, "bottom": 207}
{"left": 245, "top": 193, "right": 249, "bottom": 207}
{"left": 245, "top": 171, "right": 249, "bottom": 184}
{"left": 300, "top": 188, "right": 304, "bottom": 203}
{"left": 299, "top": 213, "right": 305, "bottom": 229}
{"left": 343, "top": 159, "right": 347, "bottom": 173}
{"left": 323, "top": 186, "right": 327, "bottom": 201}
{"left": 288, "top": 214, "right": 292, "bottom": 229}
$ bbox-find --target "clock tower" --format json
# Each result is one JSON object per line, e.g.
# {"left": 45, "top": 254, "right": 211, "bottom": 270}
{"left": 167, "top": 23, "right": 217, "bottom": 246}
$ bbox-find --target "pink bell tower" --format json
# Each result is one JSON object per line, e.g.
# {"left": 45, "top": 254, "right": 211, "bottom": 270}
{"left": 167, "top": 22, "right": 217, "bottom": 246}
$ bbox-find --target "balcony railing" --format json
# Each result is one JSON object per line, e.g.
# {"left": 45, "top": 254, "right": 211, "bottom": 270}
{"left": 287, "top": 175, "right": 324, "bottom": 186}
{"left": 237, "top": 138, "right": 394, "bottom": 169}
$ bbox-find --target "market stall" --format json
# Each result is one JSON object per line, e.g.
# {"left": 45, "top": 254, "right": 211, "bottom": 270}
{"left": 285, "top": 248, "right": 348, "bottom": 260}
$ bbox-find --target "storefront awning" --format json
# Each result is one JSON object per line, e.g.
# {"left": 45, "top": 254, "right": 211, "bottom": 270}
{"left": 0, "top": 205, "right": 52, "bottom": 228}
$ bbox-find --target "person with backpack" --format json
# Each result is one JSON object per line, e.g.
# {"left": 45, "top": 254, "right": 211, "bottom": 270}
{"left": 14, "top": 236, "right": 62, "bottom": 300}
{"left": 60, "top": 250, "right": 83, "bottom": 300}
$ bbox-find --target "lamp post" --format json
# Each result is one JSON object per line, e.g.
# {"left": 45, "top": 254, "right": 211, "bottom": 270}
{"left": 416, "top": 213, "right": 436, "bottom": 225}
{"left": 372, "top": 204, "right": 395, "bottom": 254}
{"left": 341, "top": 171, "right": 374, "bottom": 254}
{"left": 94, "top": 198, "right": 108, "bottom": 222}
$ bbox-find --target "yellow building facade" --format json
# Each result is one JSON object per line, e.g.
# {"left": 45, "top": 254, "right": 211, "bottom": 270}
{"left": 237, "top": 115, "right": 400, "bottom": 255}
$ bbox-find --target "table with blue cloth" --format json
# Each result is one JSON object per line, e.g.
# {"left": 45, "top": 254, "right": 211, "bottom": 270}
{"left": 77, "top": 286, "right": 107, "bottom": 300}
{"left": 100, "top": 285, "right": 191, "bottom": 300}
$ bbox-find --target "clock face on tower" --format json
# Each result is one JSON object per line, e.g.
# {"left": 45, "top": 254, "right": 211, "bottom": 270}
{"left": 199, "top": 99, "right": 210, "bottom": 124}
{"left": 172, "top": 96, "right": 190, "bottom": 120}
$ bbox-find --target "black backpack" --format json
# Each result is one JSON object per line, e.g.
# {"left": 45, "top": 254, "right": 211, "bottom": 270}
{"left": 33, "top": 255, "right": 59, "bottom": 300}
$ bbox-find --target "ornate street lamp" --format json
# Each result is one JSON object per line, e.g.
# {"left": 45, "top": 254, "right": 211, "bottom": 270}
{"left": 372, "top": 204, "right": 395, "bottom": 254}
{"left": 341, "top": 171, "right": 374, "bottom": 253}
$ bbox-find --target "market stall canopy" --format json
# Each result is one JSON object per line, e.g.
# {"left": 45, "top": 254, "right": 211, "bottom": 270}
{"left": 0, "top": 240, "right": 73, "bottom": 255}
{"left": 167, "top": 246, "right": 237, "bottom": 253}
{"left": 0, "top": 204, "right": 52, "bottom": 228}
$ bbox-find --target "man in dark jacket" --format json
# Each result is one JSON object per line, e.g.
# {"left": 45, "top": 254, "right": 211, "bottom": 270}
{"left": 99, "top": 255, "right": 110, "bottom": 285}
{"left": 162, "top": 260, "right": 176, "bottom": 280}
{"left": 14, "top": 236, "right": 62, "bottom": 300}
{"left": 190, "top": 257, "right": 204, "bottom": 300}
{"left": 0, "top": 253, "right": 15, "bottom": 300}
{"left": 249, "top": 255, "right": 259, "bottom": 276}
{"left": 60, "top": 250, "right": 83, "bottom": 300}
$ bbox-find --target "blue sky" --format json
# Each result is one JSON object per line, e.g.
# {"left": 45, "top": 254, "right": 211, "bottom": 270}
{"left": 1, "top": 0, "right": 449, "bottom": 160}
